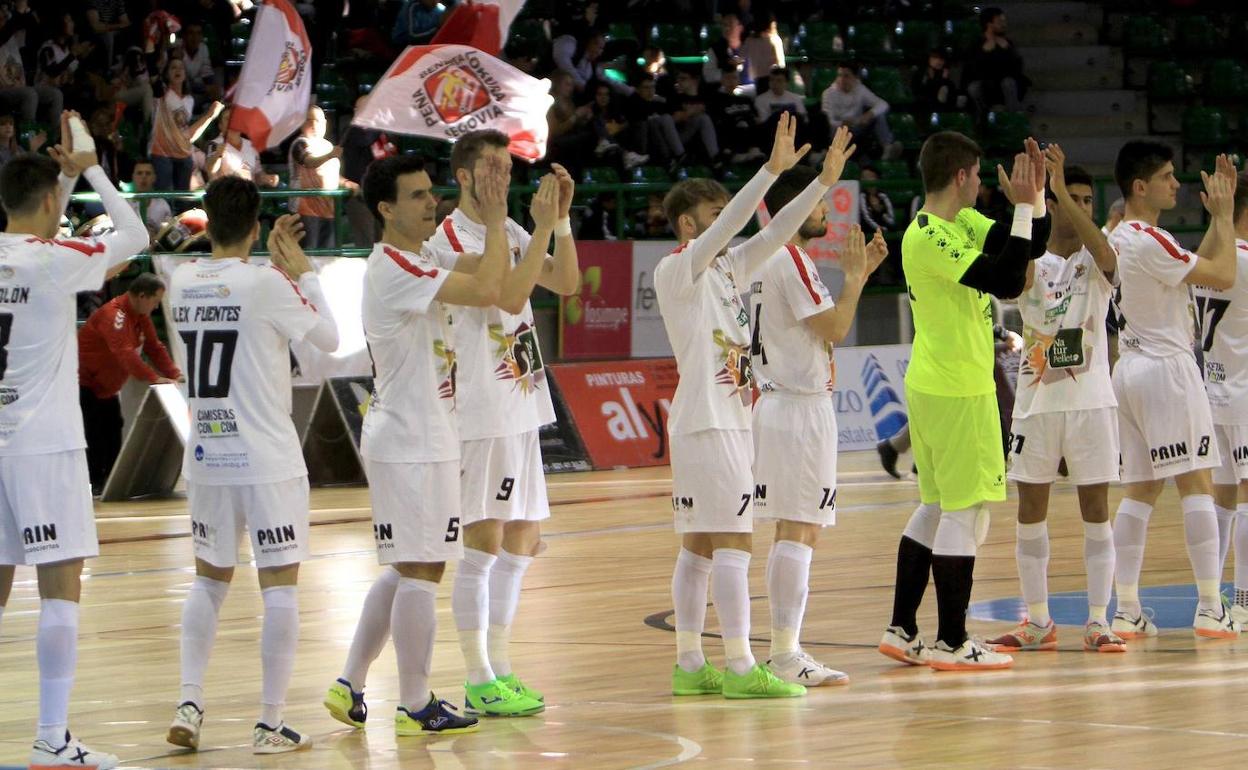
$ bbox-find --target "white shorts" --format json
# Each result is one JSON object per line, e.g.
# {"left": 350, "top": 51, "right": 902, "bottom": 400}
{"left": 365, "top": 458, "right": 464, "bottom": 564}
{"left": 1212, "top": 423, "right": 1248, "bottom": 486}
{"left": 670, "top": 429, "right": 754, "bottom": 534}
{"left": 1114, "top": 354, "right": 1219, "bottom": 483}
{"left": 0, "top": 450, "right": 97, "bottom": 566}
{"left": 188, "top": 476, "right": 310, "bottom": 569}
{"left": 752, "top": 393, "right": 838, "bottom": 526}
{"left": 459, "top": 430, "right": 550, "bottom": 524}
{"left": 1006, "top": 407, "right": 1120, "bottom": 485}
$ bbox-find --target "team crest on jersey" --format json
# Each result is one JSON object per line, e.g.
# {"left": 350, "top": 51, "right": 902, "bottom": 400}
{"left": 712, "top": 328, "right": 753, "bottom": 402}
{"left": 489, "top": 321, "right": 546, "bottom": 394}
{"left": 267, "top": 42, "right": 308, "bottom": 95}
{"left": 434, "top": 339, "right": 457, "bottom": 401}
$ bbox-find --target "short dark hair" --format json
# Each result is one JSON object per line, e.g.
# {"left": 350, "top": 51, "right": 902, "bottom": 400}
{"left": 1114, "top": 140, "right": 1174, "bottom": 199}
{"left": 769, "top": 66, "right": 789, "bottom": 78}
{"left": 1234, "top": 172, "right": 1248, "bottom": 224}
{"left": 128, "top": 272, "right": 166, "bottom": 296}
{"left": 663, "top": 178, "right": 729, "bottom": 230}
{"left": 1046, "top": 164, "right": 1094, "bottom": 199}
{"left": 363, "top": 154, "right": 428, "bottom": 227}
{"left": 0, "top": 154, "right": 60, "bottom": 217}
{"left": 133, "top": 157, "right": 155, "bottom": 169}
{"left": 981, "top": 7, "right": 1004, "bottom": 29}
{"left": 203, "top": 175, "right": 261, "bottom": 247}
{"left": 764, "top": 166, "right": 818, "bottom": 216}
{"left": 0, "top": 114, "right": 14, "bottom": 124}
{"left": 918, "top": 131, "right": 982, "bottom": 193}
{"left": 449, "top": 129, "right": 509, "bottom": 177}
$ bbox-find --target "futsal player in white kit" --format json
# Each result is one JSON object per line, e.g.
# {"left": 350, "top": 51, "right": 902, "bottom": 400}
{"left": 658, "top": 113, "right": 842, "bottom": 698}
{"left": 164, "top": 178, "right": 341, "bottom": 753}
{"left": 747, "top": 128, "right": 887, "bottom": 686}
{"left": 1192, "top": 172, "right": 1248, "bottom": 628}
{"left": 985, "top": 144, "right": 1126, "bottom": 653}
{"left": 0, "top": 116, "right": 146, "bottom": 770}
{"left": 1107, "top": 146, "right": 1240, "bottom": 639}
{"left": 323, "top": 154, "right": 516, "bottom": 734}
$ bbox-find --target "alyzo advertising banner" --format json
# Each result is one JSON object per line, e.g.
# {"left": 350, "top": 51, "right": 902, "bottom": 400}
{"left": 548, "top": 358, "right": 678, "bottom": 468}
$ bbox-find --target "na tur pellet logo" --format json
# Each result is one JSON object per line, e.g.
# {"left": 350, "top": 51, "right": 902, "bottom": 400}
{"left": 268, "top": 42, "right": 307, "bottom": 95}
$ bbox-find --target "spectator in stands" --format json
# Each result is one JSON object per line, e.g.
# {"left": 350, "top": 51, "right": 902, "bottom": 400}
{"left": 859, "top": 165, "right": 896, "bottom": 235}
{"left": 911, "top": 48, "right": 955, "bottom": 115}
{"left": 820, "top": 64, "right": 897, "bottom": 160}
{"left": 0, "top": 112, "right": 39, "bottom": 170}
{"left": 111, "top": 45, "right": 155, "bottom": 125}
{"left": 340, "top": 94, "right": 397, "bottom": 247}
{"left": 206, "top": 105, "right": 279, "bottom": 187}
{"left": 37, "top": 13, "right": 92, "bottom": 96}
{"left": 703, "top": 12, "right": 749, "bottom": 89}
{"left": 78, "top": 273, "right": 182, "bottom": 494}
{"left": 546, "top": 69, "right": 597, "bottom": 177}
{"left": 740, "top": 15, "right": 784, "bottom": 86}
{"left": 87, "top": 0, "right": 133, "bottom": 69}
{"left": 151, "top": 58, "right": 223, "bottom": 198}
{"left": 709, "top": 68, "right": 763, "bottom": 163}
{"left": 435, "top": 195, "right": 457, "bottom": 224}
{"left": 289, "top": 105, "right": 343, "bottom": 249}
{"left": 129, "top": 158, "right": 173, "bottom": 236}
{"left": 0, "top": 4, "right": 63, "bottom": 127}
{"left": 392, "top": 0, "right": 447, "bottom": 46}
{"left": 1105, "top": 197, "right": 1125, "bottom": 233}
{"left": 669, "top": 69, "right": 719, "bottom": 164}
{"left": 178, "top": 22, "right": 220, "bottom": 103}
{"left": 623, "top": 74, "right": 678, "bottom": 163}
{"left": 590, "top": 82, "right": 648, "bottom": 169}
{"left": 89, "top": 106, "right": 126, "bottom": 185}
{"left": 962, "top": 6, "right": 1028, "bottom": 116}
{"left": 578, "top": 193, "right": 618, "bottom": 240}
{"left": 638, "top": 192, "right": 669, "bottom": 237}
{"left": 553, "top": 29, "right": 632, "bottom": 97}
{"left": 754, "top": 66, "right": 806, "bottom": 133}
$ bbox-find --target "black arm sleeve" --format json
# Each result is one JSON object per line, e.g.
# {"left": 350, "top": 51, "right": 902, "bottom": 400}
{"left": 957, "top": 235, "right": 1034, "bottom": 299}
{"left": 982, "top": 213, "right": 1052, "bottom": 258}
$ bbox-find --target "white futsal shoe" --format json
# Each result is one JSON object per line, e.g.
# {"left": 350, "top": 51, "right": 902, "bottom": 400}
{"left": 1231, "top": 604, "right": 1248, "bottom": 629}
{"left": 1194, "top": 604, "right": 1240, "bottom": 639}
{"left": 253, "top": 722, "right": 312, "bottom": 754}
{"left": 878, "top": 625, "right": 931, "bottom": 665}
{"left": 1110, "top": 609, "right": 1159, "bottom": 639}
{"left": 767, "top": 649, "right": 849, "bottom": 686}
{"left": 928, "top": 637, "right": 1014, "bottom": 671}
{"left": 166, "top": 701, "right": 204, "bottom": 749}
{"left": 29, "top": 732, "right": 119, "bottom": 769}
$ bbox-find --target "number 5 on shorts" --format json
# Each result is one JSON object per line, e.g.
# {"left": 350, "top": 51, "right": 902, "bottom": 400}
{"left": 445, "top": 516, "right": 460, "bottom": 542}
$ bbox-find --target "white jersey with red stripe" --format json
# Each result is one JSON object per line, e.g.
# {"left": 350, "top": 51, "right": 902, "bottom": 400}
{"left": 749, "top": 243, "right": 835, "bottom": 395}
{"left": 0, "top": 234, "right": 125, "bottom": 455}
{"left": 1110, "top": 220, "right": 1199, "bottom": 359}
{"left": 654, "top": 238, "right": 756, "bottom": 435}
{"left": 170, "top": 258, "right": 324, "bottom": 484}
{"left": 1193, "top": 239, "right": 1248, "bottom": 424}
{"left": 360, "top": 242, "right": 458, "bottom": 462}
{"left": 1013, "top": 247, "right": 1117, "bottom": 418}
{"left": 425, "top": 209, "right": 556, "bottom": 440}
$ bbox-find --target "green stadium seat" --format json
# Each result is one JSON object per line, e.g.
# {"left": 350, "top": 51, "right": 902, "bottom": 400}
{"left": 606, "top": 22, "right": 638, "bottom": 45}
{"left": 895, "top": 20, "right": 941, "bottom": 63}
{"left": 630, "top": 165, "right": 671, "bottom": 207}
{"left": 1204, "top": 59, "right": 1248, "bottom": 100}
{"left": 872, "top": 159, "right": 910, "bottom": 179}
{"left": 1175, "top": 15, "right": 1219, "bottom": 56}
{"left": 846, "top": 21, "right": 900, "bottom": 63}
{"left": 943, "top": 17, "right": 980, "bottom": 54}
{"left": 1183, "top": 107, "right": 1229, "bottom": 148}
{"left": 887, "top": 112, "right": 922, "bottom": 151}
{"left": 718, "top": 164, "right": 756, "bottom": 183}
{"left": 863, "top": 67, "right": 911, "bottom": 107}
{"left": 649, "top": 24, "right": 699, "bottom": 57}
{"left": 796, "top": 21, "right": 842, "bottom": 62}
{"left": 676, "top": 165, "right": 713, "bottom": 181}
{"left": 1123, "top": 17, "right": 1167, "bottom": 56}
{"left": 809, "top": 67, "right": 838, "bottom": 99}
{"left": 985, "top": 110, "right": 1031, "bottom": 153}
{"left": 581, "top": 167, "right": 621, "bottom": 185}
{"left": 840, "top": 160, "right": 861, "bottom": 180}
{"left": 1147, "top": 61, "right": 1193, "bottom": 102}
{"left": 927, "top": 111, "right": 975, "bottom": 137}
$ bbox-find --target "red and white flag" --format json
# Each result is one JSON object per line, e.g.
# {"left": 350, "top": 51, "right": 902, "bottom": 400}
{"left": 228, "top": 0, "right": 312, "bottom": 151}
{"left": 431, "top": 0, "right": 525, "bottom": 57}
{"left": 352, "top": 45, "right": 553, "bottom": 161}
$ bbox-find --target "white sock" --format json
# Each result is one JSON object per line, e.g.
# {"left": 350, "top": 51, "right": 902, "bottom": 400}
{"left": 259, "top": 585, "right": 299, "bottom": 727}
{"left": 452, "top": 548, "right": 497, "bottom": 685}
{"left": 1236, "top": 507, "right": 1248, "bottom": 604}
{"left": 487, "top": 550, "right": 532, "bottom": 677}
{"left": 1181, "top": 494, "right": 1222, "bottom": 611}
{"left": 711, "top": 548, "right": 755, "bottom": 675}
{"left": 341, "top": 567, "right": 399, "bottom": 691}
{"left": 1016, "top": 521, "right": 1050, "bottom": 626}
{"left": 672, "top": 548, "right": 712, "bottom": 672}
{"left": 1083, "top": 521, "right": 1115, "bottom": 625}
{"left": 1216, "top": 504, "right": 1236, "bottom": 573}
{"left": 37, "top": 599, "right": 79, "bottom": 746}
{"left": 1113, "top": 498, "right": 1153, "bottom": 617}
{"left": 392, "top": 578, "right": 437, "bottom": 710}
{"left": 766, "top": 540, "right": 812, "bottom": 660}
{"left": 179, "top": 576, "right": 228, "bottom": 709}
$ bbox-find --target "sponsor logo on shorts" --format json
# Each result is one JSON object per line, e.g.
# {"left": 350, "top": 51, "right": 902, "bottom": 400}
{"left": 256, "top": 525, "right": 299, "bottom": 555}
{"left": 671, "top": 495, "right": 694, "bottom": 511}
{"left": 191, "top": 518, "right": 216, "bottom": 548}
{"left": 753, "top": 484, "right": 767, "bottom": 506}
{"left": 1234, "top": 445, "right": 1248, "bottom": 465}
{"left": 22, "top": 524, "right": 58, "bottom": 553}
{"left": 374, "top": 523, "right": 394, "bottom": 550}
{"left": 1150, "top": 437, "right": 1209, "bottom": 468}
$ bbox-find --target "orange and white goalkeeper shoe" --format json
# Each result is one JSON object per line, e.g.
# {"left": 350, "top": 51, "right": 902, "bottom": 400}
{"left": 929, "top": 637, "right": 1014, "bottom": 671}
{"left": 987, "top": 618, "right": 1057, "bottom": 652}
{"left": 1110, "top": 610, "right": 1158, "bottom": 639}
{"left": 1083, "top": 621, "right": 1127, "bottom": 652}
{"left": 1194, "top": 605, "right": 1240, "bottom": 639}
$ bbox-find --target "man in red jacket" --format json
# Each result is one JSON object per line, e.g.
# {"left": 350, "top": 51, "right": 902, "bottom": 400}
{"left": 79, "top": 272, "right": 182, "bottom": 492}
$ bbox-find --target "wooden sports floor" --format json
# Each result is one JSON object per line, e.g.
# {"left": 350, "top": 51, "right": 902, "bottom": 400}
{"left": 3, "top": 452, "right": 1248, "bottom": 769}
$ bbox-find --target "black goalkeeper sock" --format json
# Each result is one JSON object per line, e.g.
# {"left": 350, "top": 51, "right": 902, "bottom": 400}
{"left": 890, "top": 536, "right": 932, "bottom": 636}
{"left": 932, "top": 554, "right": 976, "bottom": 647}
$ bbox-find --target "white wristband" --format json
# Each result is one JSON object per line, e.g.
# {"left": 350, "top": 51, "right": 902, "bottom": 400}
{"left": 1034, "top": 196, "right": 1046, "bottom": 218}
{"left": 1011, "top": 203, "right": 1034, "bottom": 239}
{"left": 555, "top": 217, "right": 572, "bottom": 237}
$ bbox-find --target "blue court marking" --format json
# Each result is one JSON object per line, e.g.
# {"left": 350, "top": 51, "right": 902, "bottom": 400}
{"left": 969, "top": 581, "right": 1237, "bottom": 628}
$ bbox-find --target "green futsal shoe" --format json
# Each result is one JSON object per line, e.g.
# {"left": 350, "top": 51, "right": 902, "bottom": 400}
{"left": 497, "top": 672, "right": 544, "bottom": 702}
{"left": 671, "top": 662, "right": 724, "bottom": 696}
{"left": 463, "top": 679, "right": 545, "bottom": 717}
{"left": 722, "top": 664, "right": 806, "bottom": 699}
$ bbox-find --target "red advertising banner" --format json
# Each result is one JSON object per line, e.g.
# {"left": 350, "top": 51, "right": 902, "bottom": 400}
{"left": 549, "top": 358, "right": 678, "bottom": 468}
{"left": 558, "top": 241, "right": 633, "bottom": 360}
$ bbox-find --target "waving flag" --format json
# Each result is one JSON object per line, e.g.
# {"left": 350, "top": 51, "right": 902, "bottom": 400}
{"left": 228, "top": 0, "right": 312, "bottom": 151}
{"left": 352, "top": 45, "right": 552, "bottom": 161}
{"left": 431, "top": 0, "right": 525, "bottom": 56}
